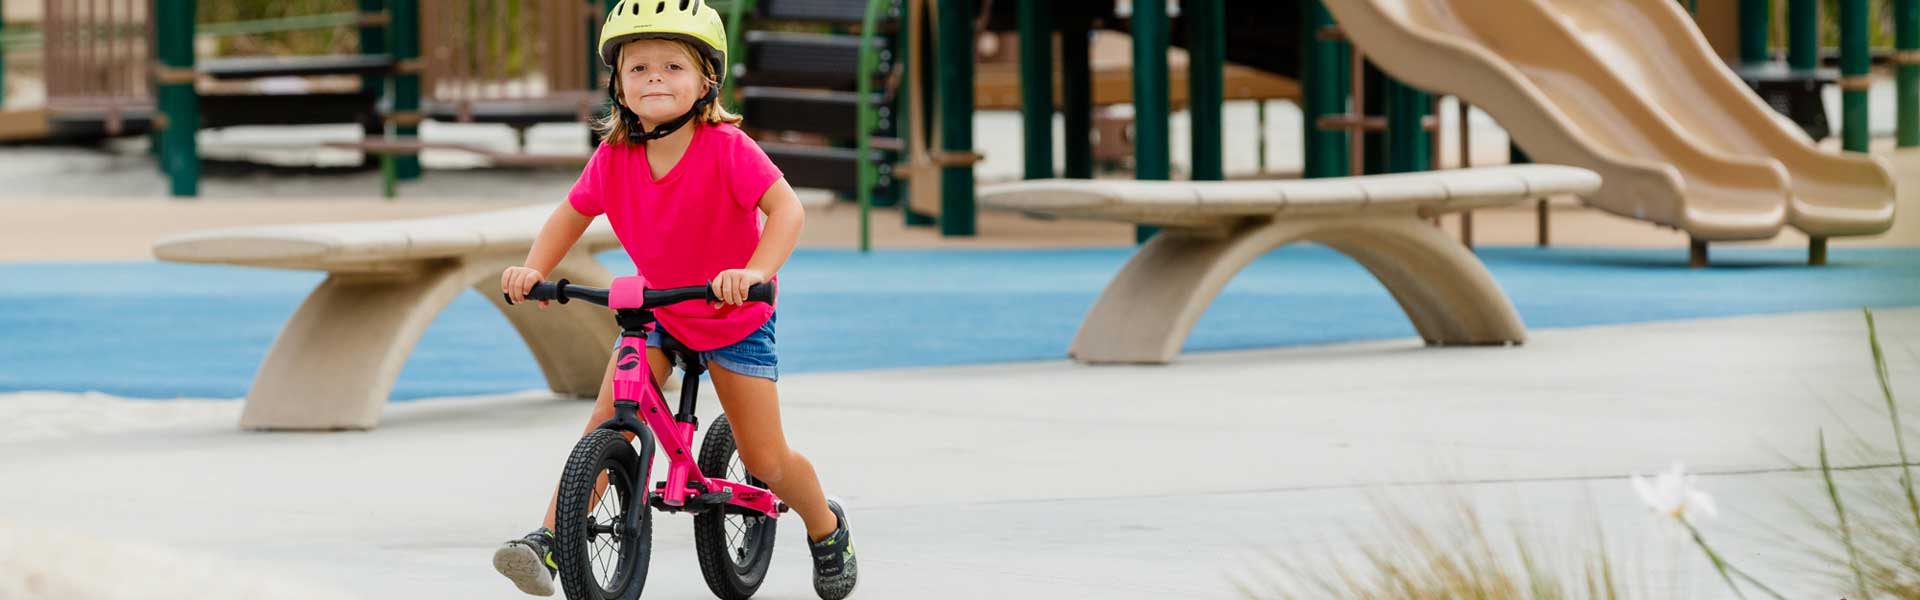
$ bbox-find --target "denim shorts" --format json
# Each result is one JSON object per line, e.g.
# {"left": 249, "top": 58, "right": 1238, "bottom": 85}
{"left": 646, "top": 312, "right": 779, "bottom": 381}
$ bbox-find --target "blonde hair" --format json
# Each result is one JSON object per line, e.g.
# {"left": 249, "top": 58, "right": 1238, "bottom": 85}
{"left": 597, "top": 38, "right": 742, "bottom": 145}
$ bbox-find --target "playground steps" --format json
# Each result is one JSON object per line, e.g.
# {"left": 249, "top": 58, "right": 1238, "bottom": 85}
{"left": 734, "top": 0, "right": 900, "bottom": 202}
{"left": 738, "top": 87, "right": 884, "bottom": 138}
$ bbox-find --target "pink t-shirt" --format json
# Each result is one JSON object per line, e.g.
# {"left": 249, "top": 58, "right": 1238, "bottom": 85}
{"left": 567, "top": 123, "right": 784, "bottom": 351}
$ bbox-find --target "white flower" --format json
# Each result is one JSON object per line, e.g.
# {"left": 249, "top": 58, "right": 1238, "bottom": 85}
{"left": 1631, "top": 461, "right": 1718, "bottom": 520}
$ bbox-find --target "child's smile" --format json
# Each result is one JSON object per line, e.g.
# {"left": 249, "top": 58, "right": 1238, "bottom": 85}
{"left": 616, "top": 40, "right": 708, "bottom": 127}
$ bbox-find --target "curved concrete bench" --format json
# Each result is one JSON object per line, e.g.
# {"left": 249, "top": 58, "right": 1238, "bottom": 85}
{"left": 979, "top": 165, "right": 1603, "bottom": 364}
{"left": 152, "top": 204, "right": 621, "bottom": 430}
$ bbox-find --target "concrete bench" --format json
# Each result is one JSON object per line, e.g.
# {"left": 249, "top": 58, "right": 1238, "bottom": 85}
{"left": 152, "top": 204, "right": 621, "bottom": 431}
{"left": 978, "top": 165, "right": 1603, "bottom": 364}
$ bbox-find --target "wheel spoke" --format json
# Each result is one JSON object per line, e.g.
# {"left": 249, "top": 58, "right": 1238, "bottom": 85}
{"left": 697, "top": 429, "right": 772, "bottom": 581}
{"left": 590, "top": 468, "right": 624, "bottom": 590}
{"left": 719, "top": 451, "right": 760, "bottom": 566}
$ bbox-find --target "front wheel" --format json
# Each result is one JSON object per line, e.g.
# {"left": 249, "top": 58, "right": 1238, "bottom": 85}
{"left": 693, "top": 414, "right": 779, "bottom": 599}
{"left": 554, "top": 428, "right": 653, "bottom": 600}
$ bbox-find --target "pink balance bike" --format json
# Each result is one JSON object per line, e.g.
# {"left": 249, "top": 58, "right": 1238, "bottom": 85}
{"left": 506, "top": 276, "right": 782, "bottom": 600}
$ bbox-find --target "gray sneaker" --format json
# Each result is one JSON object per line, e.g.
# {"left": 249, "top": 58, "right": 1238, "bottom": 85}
{"left": 807, "top": 499, "right": 859, "bottom": 599}
{"left": 493, "top": 527, "right": 558, "bottom": 596}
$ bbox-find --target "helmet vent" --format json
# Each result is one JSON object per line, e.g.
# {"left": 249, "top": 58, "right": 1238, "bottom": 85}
{"left": 630, "top": 1, "right": 639, "bottom": 14}
{"left": 680, "top": 0, "right": 691, "bottom": 11}
{"left": 690, "top": 0, "right": 699, "bottom": 14}
{"left": 656, "top": 1, "right": 666, "bottom": 13}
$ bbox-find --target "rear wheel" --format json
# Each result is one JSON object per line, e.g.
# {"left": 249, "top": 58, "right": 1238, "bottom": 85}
{"left": 693, "top": 414, "right": 778, "bottom": 599}
{"left": 554, "top": 429, "right": 653, "bottom": 600}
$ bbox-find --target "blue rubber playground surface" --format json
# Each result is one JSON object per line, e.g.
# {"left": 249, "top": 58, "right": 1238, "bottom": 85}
{"left": 2, "top": 245, "right": 1917, "bottom": 400}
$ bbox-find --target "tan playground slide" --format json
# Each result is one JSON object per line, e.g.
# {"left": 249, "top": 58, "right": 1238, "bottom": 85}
{"left": 1322, "top": 0, "right": 1894, "bottom": 243}
{"left": 1540, "top": 0, "right": 1896, "bottom": 239}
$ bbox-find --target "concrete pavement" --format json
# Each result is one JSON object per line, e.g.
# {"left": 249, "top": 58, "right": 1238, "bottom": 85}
{"left": 2, "top": 307, "right": 1915, "bottom": 598}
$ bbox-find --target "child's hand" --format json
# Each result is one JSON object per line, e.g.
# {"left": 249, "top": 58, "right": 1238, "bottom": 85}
{"left": 711, "top": 268, "right": 768, "bottom": 307}
{"left": 501, "top": 266, "right": 550, "bottom": 307}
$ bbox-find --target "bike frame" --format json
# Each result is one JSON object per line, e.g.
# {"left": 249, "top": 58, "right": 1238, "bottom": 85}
{"left": 598, "top": 296, "right": 781, "bottom": 520}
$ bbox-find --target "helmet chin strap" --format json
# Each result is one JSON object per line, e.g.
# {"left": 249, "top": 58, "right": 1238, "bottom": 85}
{"left": 611, "top": 75, "right": 718, "bottom": 144}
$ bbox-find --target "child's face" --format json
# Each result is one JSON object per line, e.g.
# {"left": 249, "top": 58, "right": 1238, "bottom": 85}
{"left": 615, "top": 40, "right": 709, "bottom": 128}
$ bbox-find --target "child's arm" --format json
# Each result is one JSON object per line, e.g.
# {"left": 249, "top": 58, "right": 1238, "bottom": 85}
{"left": 713, "top": 177, "right": 805, "bottom": 305}
{"left": 502, "top": 203, "right": 596, "bottom": 306}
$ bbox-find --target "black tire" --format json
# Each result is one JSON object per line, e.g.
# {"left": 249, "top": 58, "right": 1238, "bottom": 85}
{"left": 693, "top": 414, "right": 779, "bottom": 599}
{"left": 555, "top": 429, "right": 653, "bottom": 600}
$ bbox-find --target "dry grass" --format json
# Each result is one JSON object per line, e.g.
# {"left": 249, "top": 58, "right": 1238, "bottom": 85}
{"left": 1237, "top": 496, "right": 1633, "bottom": 600}
{"left": 1238, "top": 307, "right": 1919, "bottom": 600}
{"left": 1803, "top": 308, "right": 1920, "bottom": 600}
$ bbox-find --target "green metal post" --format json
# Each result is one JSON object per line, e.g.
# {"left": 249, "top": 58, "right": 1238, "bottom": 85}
{"left": 1788, "top": 0, "right": 1817, "bottom": 70}
{"left": 1188, "top": 0, "right": 1224, "bottom": 182}
{"left": 1017, "top": 0, "right": 1054, "bottom": 179}
{"left": 723, "top": 0, "right": 748, "bottom": 111}
{"left": 357, "top": 0, "right": 388, "bottom": 95}
{"left": 936, "top": 0, "right": 975, "bottom": 236}
{"left": 876, "top": 0, "right": 908, "bottom": 208}
{"left": 1841, "top": 0, "right": 1869, "bottom": 152}
{"left": 1256, "top": 101, "right": 1267, "bottom": 173}
{"left": 1303, "top": 0, "right": 1349, "bottom": 179}
{"left": 382, "top": 156, "right": 397, "bottom": 198}
{"left": 1061, "top": 12, "right": 1092, "bottom": 178}
{"left": 390, "top": 0, "right": 422, "bottom": 179}
{"left": 857, "top": 0, "right": 891, "bottom": 251}
{"left": 1739, "top": 0, "right": 1770, "bottom": 65}
{"left": 1386, "top": 80, "right": 1429, "bottom": 172}
{"left": 157, "top": 0, "right": 199, "bottom": 197}
{"left": 1898, "top": 0, "right": 1918, "bottom": 147}
{"left": 1, "top": 0, "right": 7, "bottom": 108}
{"left": 1132, "top": 0, "right": 1170, "bottom": 243}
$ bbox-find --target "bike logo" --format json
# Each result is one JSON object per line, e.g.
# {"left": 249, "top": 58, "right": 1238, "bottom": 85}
{"left": 616, "top": 346, "right": 643, "bottom": 371}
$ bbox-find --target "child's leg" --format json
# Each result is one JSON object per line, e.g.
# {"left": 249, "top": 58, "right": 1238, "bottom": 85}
{"left": 707, "top": 363, "right": 839, "bottom": 542}
{"left": 499, "top": 347, "right": 672, "bottom": 596}
{"left": 540, "top": 346, "right": 672, "bottom": 530}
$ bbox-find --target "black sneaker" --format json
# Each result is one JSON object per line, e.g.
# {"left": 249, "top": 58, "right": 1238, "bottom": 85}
{"left": 493, "top": 527, "right": 559, "bottom": 596}
{"left": 807, "top": 499, "right": 859, "bottom": 599}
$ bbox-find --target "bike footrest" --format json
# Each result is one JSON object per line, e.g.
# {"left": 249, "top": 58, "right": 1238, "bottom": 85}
{"left": 645, "top": 482, "right": 735, "bottom": 512}
{"left": 689, "top": 488, "right": 734, "bottom": 506}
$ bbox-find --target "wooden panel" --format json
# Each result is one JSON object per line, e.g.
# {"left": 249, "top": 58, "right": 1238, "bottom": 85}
{"left": 972, "top": 61, "right": 1298, "bottom": 111}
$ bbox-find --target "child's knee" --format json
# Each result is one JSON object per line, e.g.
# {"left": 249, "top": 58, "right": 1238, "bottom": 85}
{"left": 740, "top": 449, "right": 789, "bottom": 484}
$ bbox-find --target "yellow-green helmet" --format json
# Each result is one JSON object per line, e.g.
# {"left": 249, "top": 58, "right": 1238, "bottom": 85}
{"left": 599, "top": 0, "right": 729, "bottom": 85}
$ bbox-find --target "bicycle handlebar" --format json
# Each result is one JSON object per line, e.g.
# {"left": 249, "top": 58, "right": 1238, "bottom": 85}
{"left": 504, "top": 279, "right": 774, "bottom": 309}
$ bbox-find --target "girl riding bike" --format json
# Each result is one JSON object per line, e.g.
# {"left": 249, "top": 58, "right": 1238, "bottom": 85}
{"left": 493, "top": 2, "right": 857, "bottom": 597}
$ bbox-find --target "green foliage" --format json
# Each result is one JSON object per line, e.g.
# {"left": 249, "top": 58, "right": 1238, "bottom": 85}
{"left": 1817, "top": 0, "right": 1897, "bottom": 49}
{"left": 201, "top": 0, "right": 357, "bottom": 57}
{"left": 1764, "top": 0, "right": 1899, "bottom": 53}
{"left": 196, "top": 0, "right": 538, "bottom": 68}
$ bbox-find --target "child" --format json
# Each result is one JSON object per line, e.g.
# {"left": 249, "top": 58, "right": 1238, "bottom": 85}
{"left": 491, "top": 2, "right": 856, "bottom": 598}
